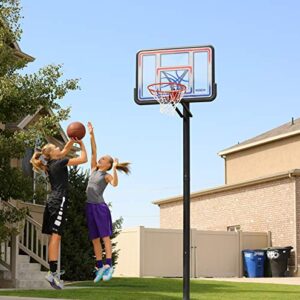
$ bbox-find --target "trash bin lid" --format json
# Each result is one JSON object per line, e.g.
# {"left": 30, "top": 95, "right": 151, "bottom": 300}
{"left": 242, "top": 249, "right": 265, "bottom": 256}
{"left": 266, "top": 246, "right": 293, "bottom": 251}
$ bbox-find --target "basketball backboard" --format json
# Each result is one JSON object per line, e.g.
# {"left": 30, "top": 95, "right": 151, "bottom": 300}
{"left": 134, "top": 45, "right": 217, "bottom": 105}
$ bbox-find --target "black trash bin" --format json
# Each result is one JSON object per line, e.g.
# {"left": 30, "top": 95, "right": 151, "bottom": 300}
{"left": 266, "top": 246, "right": 293, "bottom": 277}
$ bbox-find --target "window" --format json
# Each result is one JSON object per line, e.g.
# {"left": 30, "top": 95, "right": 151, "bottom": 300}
{"left": 227, "top": 225, "right": 241, "bottom": 232}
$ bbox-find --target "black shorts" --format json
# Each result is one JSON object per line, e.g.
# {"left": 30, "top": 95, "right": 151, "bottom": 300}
{"left": 42, "top": 196, "right": 68, "bottom": 236}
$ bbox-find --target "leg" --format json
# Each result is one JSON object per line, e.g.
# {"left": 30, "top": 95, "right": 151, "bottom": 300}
{"left": 45, "top": 233, "right": 63, "bottom": 289}
{"left": 102, "top": 236, "right": 114, "bottom": 281}
{"left": 48, "top": 233, "right": 61, "bottom": 261}
{"left": 92, "top": 238, "right": 103, "bottom": 260}
{"left": 44, "top": 197, "right": 66, "bottom": 289}
{"left": 92, "top": 238, "right": 106, "bottom": 283}
{"left": 102, "top": 236, "right": 112, "bottom": 265}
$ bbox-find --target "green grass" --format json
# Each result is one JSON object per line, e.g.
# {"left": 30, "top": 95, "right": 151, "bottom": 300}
{"left": 1, "top": 278, "right": 300, "bottom": 300}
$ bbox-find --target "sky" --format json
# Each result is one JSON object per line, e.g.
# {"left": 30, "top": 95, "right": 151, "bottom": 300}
{"left": 19, "top": 0, "right": 300, "bottom": 228}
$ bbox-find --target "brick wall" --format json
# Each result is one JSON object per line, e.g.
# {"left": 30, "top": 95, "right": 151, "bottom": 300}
{"left": 295, "top": 177, "right": 300, "bottom": 271}
{"left": 160, "top": 177, "right": 296, "bottom": 250}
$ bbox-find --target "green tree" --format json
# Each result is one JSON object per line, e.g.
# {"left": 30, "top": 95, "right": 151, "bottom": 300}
{"left": 0, "top": 0, "right": 79, "bottom": 242}
{"left": 0, "top": 203, "right": 27, "bottom": 243}
{"left": 61, "top": 167, "right": 123, "bottom": 281}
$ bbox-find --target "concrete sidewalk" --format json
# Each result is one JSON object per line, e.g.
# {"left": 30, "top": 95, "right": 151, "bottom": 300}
{"left": 200, "top": 277, "right": 300, "bottom": 285}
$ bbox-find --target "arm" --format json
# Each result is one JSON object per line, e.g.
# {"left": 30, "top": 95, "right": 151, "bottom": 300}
{"left": 107, "top": 158, "right": 119, "bottom": 187}
{"left": 67, "top": 140, "right": 88, "bottom": 166}
{"left": 58, "top": 140, "right": 75, "bottom": 158}
{"left": 88, "top": 122, "right": 97, "bottom": 170}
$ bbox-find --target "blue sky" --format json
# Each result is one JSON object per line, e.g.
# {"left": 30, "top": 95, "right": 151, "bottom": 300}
{"left": 20, "top": 0, "right": 300, "bottom": 228}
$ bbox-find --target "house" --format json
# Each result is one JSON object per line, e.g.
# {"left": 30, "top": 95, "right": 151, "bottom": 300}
{"left": 153, "top": 117, "right": 300, "bottom": 276}
{"left": 0, "top": 36, "right": 77, "bottom": 289}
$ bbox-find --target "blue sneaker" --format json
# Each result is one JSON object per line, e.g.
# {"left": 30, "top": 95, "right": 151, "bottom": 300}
{"left": 45, "top": 271, "right": 64, "bottom": 289}
{"left": 102, "top": 266, "right": 114, "bottom": 281}
{"left": 93, "top": 267, "right": 105, "bottom": 283}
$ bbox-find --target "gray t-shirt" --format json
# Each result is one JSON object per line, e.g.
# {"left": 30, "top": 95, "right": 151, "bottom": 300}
{"left": 86, "top": 169, "right": 108, "bottom": 203}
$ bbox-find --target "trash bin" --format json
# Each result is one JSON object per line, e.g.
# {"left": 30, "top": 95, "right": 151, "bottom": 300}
{"left": 256, "top": 248, "right": 272, "bottom": 277}
{"left": 243, "top": 249, "right": 266, "bottom": 278}
{"left": 266, "top": 246, "right": 293, "bottom": 277}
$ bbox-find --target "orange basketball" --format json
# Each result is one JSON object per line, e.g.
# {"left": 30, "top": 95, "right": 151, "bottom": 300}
{"left": 67, "top": 122, "right": 86, "bottom": 140}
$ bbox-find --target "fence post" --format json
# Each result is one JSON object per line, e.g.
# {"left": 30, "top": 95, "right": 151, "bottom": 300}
{"left": 238, "top": 230, "right": 243, "bottom": 277}
{"left": 10, "top": 233, "right": 19, "bottom": 286}
{"left": 138, "top": 226, "right": 144, "bottom": 277}
{"left": 190, "top": 229, "right": 197, "bottom": 278}
{"left": 267, "top": 231, "right": 272, "bottom": 247}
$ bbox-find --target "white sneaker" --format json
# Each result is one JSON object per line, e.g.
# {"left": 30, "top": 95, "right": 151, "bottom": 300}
{"left": 45, "top": 271, "right": 64, "bottom": 289}
{"left": 93, "top": 267, "right": 106, "bottom": 283}
{"left": 102, "top": 266, "right": 114, "bottom": 281}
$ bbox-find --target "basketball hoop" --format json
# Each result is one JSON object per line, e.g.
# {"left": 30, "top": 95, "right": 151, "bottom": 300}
{"left": 147, "top": 82, "right": 186, "bottom": 115}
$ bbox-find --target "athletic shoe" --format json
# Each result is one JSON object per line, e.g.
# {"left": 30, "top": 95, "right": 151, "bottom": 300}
{"left": 93, "top": 266, "right": 105, "bottom": 283}
{"left": 45, "top": 271, "right": 64, "bottom": 289}
{"left": 102, "top": 266, "right": 114, "bottom": 281}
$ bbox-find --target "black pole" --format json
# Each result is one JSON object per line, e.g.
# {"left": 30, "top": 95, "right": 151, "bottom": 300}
{"left": 183, "top": 102, "right": 191, "bottom": 300}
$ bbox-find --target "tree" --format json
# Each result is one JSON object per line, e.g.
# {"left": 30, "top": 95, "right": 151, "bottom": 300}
{"left": 0, "top": 0, "right": 79, "bottom": 199}
{"left": 0, "top": 0, "right": 79, "bottom": 242}
{"left": 61, "top": 167, "right": 123, "bottom": 281}
{"left": 0, "top": 202, "right": 27, "bottom": 242}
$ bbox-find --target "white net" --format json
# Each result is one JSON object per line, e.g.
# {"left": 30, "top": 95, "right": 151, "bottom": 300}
{"left": 148, "top": 83, "right": 186, "bottom": 116}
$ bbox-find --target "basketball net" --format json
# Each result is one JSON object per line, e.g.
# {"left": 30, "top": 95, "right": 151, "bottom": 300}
{"left": 147, "top": 82, "right": 186, "bottom": 116}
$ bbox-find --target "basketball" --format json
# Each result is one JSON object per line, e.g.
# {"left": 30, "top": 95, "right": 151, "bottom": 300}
{"left": 67, "top": 122, "right": 86, "bottom": 140}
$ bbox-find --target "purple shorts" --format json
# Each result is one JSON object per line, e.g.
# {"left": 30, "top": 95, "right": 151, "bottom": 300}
{"left": 86, "top": 202, "right": 113, "bottom": 240}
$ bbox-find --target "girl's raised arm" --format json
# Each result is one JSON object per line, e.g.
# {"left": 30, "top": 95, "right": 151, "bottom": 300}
{"left": 67, "top": 140, "right": 88, "bottom": 166}
{"left": 58, "top": 139, "right": 75, "bottom": 158}
{"left": 88, "top": 122, "right": 97, "bottom": 170}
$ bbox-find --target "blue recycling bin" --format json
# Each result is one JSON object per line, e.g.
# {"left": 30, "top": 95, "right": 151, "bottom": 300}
{"left": 243, "top": 250, "right": 266, "bottom": 278}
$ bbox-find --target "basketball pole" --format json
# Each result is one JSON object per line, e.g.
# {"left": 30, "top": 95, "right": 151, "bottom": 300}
{"left": 181, "top": 102, "right": 192, "bottom": 300}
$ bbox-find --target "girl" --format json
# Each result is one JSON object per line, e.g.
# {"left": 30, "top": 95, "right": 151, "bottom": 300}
{"left": 30, "top": 139, "right": 87, "bottom": 289}
{"left": 86, "top": 122, "right": 130, "bottom": 283}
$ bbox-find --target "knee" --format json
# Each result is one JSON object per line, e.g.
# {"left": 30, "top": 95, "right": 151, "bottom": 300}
{"left": 92, "top": 238, "right": 100, "bottom": 245}
{"left": 51, "top": 233, "right": 61, "bottom": 242}
{"left": 102, "top": 236, "right": 111, "bottom": 243}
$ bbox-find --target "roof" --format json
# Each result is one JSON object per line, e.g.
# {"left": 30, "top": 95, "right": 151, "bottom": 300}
{"left": 218, "top": 117, "right": 300, "bottom": 156}
{"left": 153, "top": 169, "right": 300, "bottom": 206}
{"left": 0, "top": 17, "right": 34, "bottom": 62}
{"left": 12, "top": 41, "right": 35, "bottom": 62}
{"left": 5, "top": 107, "right": 79, "bottom": 155}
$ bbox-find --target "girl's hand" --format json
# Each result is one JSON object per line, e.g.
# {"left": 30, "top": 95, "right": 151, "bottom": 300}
{"left": 113, "top": 158, "right": 119, "bottom": 169}
{"left": 65, "top": 139, "right": 75, "bottom": 148}
{"left": 87, "top": 122, "right": 94, "bottom": 135}
{"left": 72, "top": 137, "right": 83, "bottom": 147}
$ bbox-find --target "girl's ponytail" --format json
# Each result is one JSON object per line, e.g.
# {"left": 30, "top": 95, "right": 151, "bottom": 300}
{"left": 30, "top": 143, "right": 55, "bottom": 174}
{"left": 30, "top": 152, "right": 47, "bottom": 174}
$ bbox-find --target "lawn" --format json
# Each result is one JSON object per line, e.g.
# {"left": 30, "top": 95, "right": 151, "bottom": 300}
{"left": 0, "top": 278, "right": 300, "bottom": 300}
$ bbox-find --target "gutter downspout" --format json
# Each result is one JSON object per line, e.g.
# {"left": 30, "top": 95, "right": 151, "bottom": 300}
{"left": 289, "top": 172, "right": 298, "bottom": 274}
{"left": 222, "top": 155, "right": 227, "bottom": 184}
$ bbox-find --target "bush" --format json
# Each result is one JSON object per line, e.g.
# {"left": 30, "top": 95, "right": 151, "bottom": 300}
{"left": 0, "top": 202, "right": 27, "bottom": 245}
